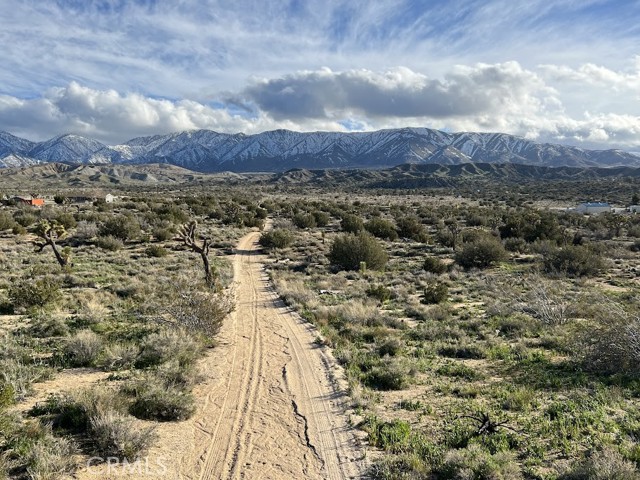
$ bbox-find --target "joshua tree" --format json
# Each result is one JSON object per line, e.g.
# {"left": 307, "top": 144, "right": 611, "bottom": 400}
{"left": 179, "top": 221, "right": 218, "bottom": 288}
{"left": 34, "top": 220, "right": 70, "bottom": 268}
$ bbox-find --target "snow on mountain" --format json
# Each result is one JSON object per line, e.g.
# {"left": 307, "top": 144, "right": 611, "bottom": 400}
{"left": 0, "top": 128, "right": 638, "bottom": 172}
{"left": 0, "top": 131, "right": 35, "bottom": 157}
{"left": 0, "top": 153, "right": 40, "bottom": 168}
{"left": 28, "top": 134, "right": 109, "bottom": 163}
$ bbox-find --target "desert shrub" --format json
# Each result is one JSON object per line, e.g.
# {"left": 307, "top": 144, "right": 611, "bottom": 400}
{"left": 423, "top": 256, "right": 448, "bottom": 274}
{"left": 27, "top": 314, "right": 70, "bottom": 338}
{"left": 579, "top": 302, "right": 640, "bottom": 377}
{"left": 24, "top": 428, "right": 79, "bottom": 480}
{"left": 422, "top": 280, "right": 448, "bottom": 304}
{"left": 340, "top": 214, "right": 365, "bottom": 233}
{"left": 377, "top": 337, "right": 404, "bottom": 357}
{"left": 74, "top": 220, "right": 99, "bottom": 240}
{"left": 129, "top": 386, "right": 196, "bottom": 422}
{"left": 0, "top": 383, "right": 15, "bottom": 409}
{"left": 455, "top": 237, "right": 507, "bottom": 269}
{"left": 0, "top": 211, "right": 16, "bottom": 231}
{"left": 95, "top": 235, "right": 124, "bottom": 251}
{"left": 90, "top": 410, "right": 156, "bottom": 459}
{"left": 54, "top": 212, "right": 77, "bottom": 230}
{"left": 504, "top": 237, "right": 528, "bottom": 253}
{"left": 8, "top": 277, "right": 61, "bottom": 311}
{"left": 364, "top": 360, "right": 412, "bottom": 390}
{"left": 365, "top": 218, "right": 398, "bottom": 241}
{"left": 437, "top": 444, "right": 523, "bottom": 479}
{"left": 559, "top": 447, "right": 639, "bottom": 480}
{"left": 152, "top": 226, "right": 175, "bottom": 241}
{"left": 145, "top": 245, "right": 168, "bottom": 257}
{"left": 12, "top": 224, "right": 27, "bottom": 235}
{"left": 166, "top": 289, "right": 233, "bottom": 340}
{"left": 99, "top": 215, "right": 140, "bottom": 241}
{"left": 500, "top": 210, "right": 561, "bottom": 243}
{"left": 0, "top": 357, "right": 52, "bottom": 401}
{"left": 542, "top": 245, "right": 605, "bottom": 277}
{"left": 396, "top": 216, "right": 428, "bottom": 242}
{"left": 29, "top": 389, "right": 152, "bottom": 461}
{"left": 136, "top": 329, "right": 201, "bottom": 368}
{"left": 292, "top": 212, "right": 316, "bottom": 229}
{"left": 365, "top": 416, "right": 412, "bottom": 453}
{"left": 14, "top": 211, "right": 38, "bottom": 227}
{"left": 64, "top": 330, "right": 103, "bottom": 367}
{"left": 312, "top": 210, "right": 330, "bottom": 227}
{"left": 99, "top": 343, "right": 139, "bottom": 371}
{"left": 366, "top": 285, "right": 392, "bottom": 303}
{"left": 259, "top": 229, "right": 294, "bottom": 249}
{"left": 329, "top": 232, "right": 388, "bottom": 271}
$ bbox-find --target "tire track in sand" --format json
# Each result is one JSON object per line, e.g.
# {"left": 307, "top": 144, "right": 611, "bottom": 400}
{"left": 77, "top": 229, "right": 366, "bottom": 479}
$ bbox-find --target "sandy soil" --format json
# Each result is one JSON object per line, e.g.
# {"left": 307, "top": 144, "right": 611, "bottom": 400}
{"left": 76, "top": 230, "right": 365, "bottom": 479}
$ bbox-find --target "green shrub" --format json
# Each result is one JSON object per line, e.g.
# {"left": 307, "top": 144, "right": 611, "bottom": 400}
{"left": 54, "top": 212, "right": 77, "bottom": 230}
{"left": 560, "top": 447, "right": 639, "bottom": 480}
{"left": 438, "top": 444, "right": 523, "bottom": 479}
{"left": 136, "top": 330, "right": 201, "bottom": 368}
{"left": 8, "top": 277, "right": 61, "bottom": 310}
{"left": 0, "top": 211, "right": 16, "bottom": 231}
{"left": 422, "top": 280, "right": 448, "bottom": 304}
{"left": 455, "top": 237, "right": 507, "bottom": 269}
{"left": 365, "top": 416, "right": 411, "bottom": 453}
{"left": 95, "top": 235, "right": 124, "bottom": 251}
{"left": 396, "top": 216, "right": 428, "bottom": 242}
{"left": 99, "top": 215, "right": 140, "bottom": 241}
{"left": 542, "top": 245, "right": 605, "bottom": 277}
{"left": 99, "top": 343, "right": 139, "bottom": 371}
{"left": 423, "top": 256, "right": 448, "bottom": 274}
{"left": 292, "top": 212, "right": 316, "bottom": 229}
{"left": 129, "top": 386, "right": 196, "bottom": 422}
{"left": 65, "top": 330, "right": 103, "bottom": 367}
{"left": 329, "top": 232, "right": 388, "bottom": 271}
{"left": 365, "top": 218, "right": 398, "bottom": 241}
{"left": 0, "top": 383, "right": 15, "bottom": 409}
{"left": 167, "top": 290, "right": 232, "bottom": 340}
{"left": 340, "top": 214, "right": 364, "bottom": 233}
{"left": 152, "top": 226, "right": 175, "bottom": 241}
{"left": 27, "top": 315, "right": 70, "bottom": 338}
{"left": 90, "top": 410, "right": 156, "bottom": 459}
{"left": 366, "top": 284, "right": 392, "bottom": 303}
{"left": 24, "top": 428, "right": 79, "bottom": 480}
{"left": 312, "top": 211, "right": 330, "bottom": 227}
{"left": 259, "top": 229, "right": 294, "bottom": 249}
{"left": 364, "top": 361, "right": 412, "bottom": 390}
{"left": 145, "top": 245, "right": 169, "bottom": 257}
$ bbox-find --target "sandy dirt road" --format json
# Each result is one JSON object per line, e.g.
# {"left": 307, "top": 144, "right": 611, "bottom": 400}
{"left": 78, "top": 230, "right": 364, "bottom": 479}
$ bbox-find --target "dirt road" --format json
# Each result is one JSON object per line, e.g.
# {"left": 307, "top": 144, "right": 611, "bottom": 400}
{"left": 80, "top": 230, "right": 364, "bottom": 479}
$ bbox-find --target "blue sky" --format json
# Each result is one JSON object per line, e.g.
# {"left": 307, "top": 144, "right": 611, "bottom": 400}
{"left": 0, "top": 0, "right": 638, "bottom": 149}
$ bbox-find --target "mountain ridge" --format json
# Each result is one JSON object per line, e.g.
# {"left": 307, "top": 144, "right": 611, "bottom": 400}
{"left": 0, "top": 127, "right": 638, "bottom": 172}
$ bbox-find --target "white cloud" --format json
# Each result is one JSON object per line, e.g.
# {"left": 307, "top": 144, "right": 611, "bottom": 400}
{"left": 0, "top": 62, "right": 639, "bottom": 152}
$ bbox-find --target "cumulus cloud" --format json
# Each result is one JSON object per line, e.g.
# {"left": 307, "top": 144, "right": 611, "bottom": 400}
{"left": 540, "top": 57, "right": 640, "bottom": 92}
{"left": 0, "top": 63, "right": 639, "bottom": 152}
{"left": 235, "top": 62, "right": 553, "bottom": 121}
{"left": 0, "top": 83, "right": 268, "bottom": 144}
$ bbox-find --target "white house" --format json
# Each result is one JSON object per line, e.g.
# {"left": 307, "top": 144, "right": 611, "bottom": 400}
{"left": 629, "top": 205, "right": 640, "bottom": 213}
{"left": 105, "top": 194, "right": 116, "bottom": 203}
{"left": 576, "top": 202, "right": 611, "bottom": 214}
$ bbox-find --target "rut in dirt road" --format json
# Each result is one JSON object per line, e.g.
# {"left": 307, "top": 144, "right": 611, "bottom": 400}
{"left": 192, "top": 230, "right": 365, "bottom": 479}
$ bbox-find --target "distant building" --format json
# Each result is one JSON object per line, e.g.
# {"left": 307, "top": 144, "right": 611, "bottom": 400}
{"left": 105, "top": 194, "right": 116, "bottom": 203}
{"left": 576, "top": 202, "right": 611, "bottom": 214}
{"left": 14, "top": 196, "right": 45, "bottom": 207}
{"left": 629, "top": 205, "right": 640, "bottom": 213}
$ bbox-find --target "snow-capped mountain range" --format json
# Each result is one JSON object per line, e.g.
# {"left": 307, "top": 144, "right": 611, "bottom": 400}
{"left": 0, "top": 128, "right": 638, "bottom": 171}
